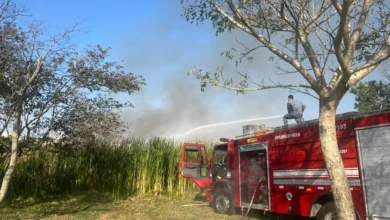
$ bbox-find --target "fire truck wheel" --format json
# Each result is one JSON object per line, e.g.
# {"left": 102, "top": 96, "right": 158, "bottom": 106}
{"left": 212, "top": 188, "right": 235, "bottom": 216}
{"left": 316, "top": 202, "right": 360, "bottom": 220}
{"left": 316, "top": 202, "right": 337, "bottom": 220}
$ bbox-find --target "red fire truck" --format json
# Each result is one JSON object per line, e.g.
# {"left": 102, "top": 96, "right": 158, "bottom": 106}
{"left": 181, "top": 109, "right": 390, "bottom": 220}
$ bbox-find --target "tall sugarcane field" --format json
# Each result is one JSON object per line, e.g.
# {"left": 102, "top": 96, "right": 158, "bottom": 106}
{"left": 0, "top": 137, "right": 237, "bottom": 219}
{"left": 0, "top": 137, "right": 213, "bottom": 201}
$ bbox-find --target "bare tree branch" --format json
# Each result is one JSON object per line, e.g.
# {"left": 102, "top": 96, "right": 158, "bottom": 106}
{"left": 333, "top": 0, "right": 352, "bottom": 75}
{"left": 216, "top": 0, "right": 319, "bottom": 90}
{"left": 330, "top": 0, "right": 343, "bottom": 15}
{"left": 304, "top": 2, "right": 334, "bottom": 31}
{"left": 345, "top": 0, "right": 374, "bottom": 67}
{"left": 285, "top": 87, "right": 319, "bottom": 100}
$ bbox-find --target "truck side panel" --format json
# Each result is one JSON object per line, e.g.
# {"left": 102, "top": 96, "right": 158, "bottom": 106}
{"left": 270, "top": 184, "right": 364, "bottom": 217}
{"left": 268, "top": 136, "right": 364, "bottom": 217}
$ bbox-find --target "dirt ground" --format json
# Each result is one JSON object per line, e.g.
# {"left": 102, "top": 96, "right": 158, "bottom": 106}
{"left": 0, "top": 190, "right": 309, "bottom": 220}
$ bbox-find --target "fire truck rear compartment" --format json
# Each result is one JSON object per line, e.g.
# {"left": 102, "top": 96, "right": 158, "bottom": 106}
{"left": 239, "top": 143, "right": 269, "bottom": 210}
{"left": 357, "top": 124, "right": 390, "bottom": 219}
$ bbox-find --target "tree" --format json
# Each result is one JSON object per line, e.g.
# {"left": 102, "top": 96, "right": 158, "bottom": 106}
{"left": 47, "top": 94, "right": 130, "bottom": 146}
{"left": 0, "top": 1, "right": 145, "bottom": 204}
{"left": 350, "top": 80, "right": 390, "bottom": 112}
{"left": 180, "top": 0, "right": 390, "bottom": 219}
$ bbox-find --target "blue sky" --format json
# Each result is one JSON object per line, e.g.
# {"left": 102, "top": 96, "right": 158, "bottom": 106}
{"left": 22, "top": 0, "right": 386, "bottom": 140}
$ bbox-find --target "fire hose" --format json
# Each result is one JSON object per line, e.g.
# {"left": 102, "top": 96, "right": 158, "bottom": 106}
{"left": 240, "top": 176, "right": 267, "bottom": 220}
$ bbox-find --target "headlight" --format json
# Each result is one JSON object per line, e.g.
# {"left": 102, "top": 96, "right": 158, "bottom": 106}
{"left": 286, "top": 192, "right": 293, "bottom": 201}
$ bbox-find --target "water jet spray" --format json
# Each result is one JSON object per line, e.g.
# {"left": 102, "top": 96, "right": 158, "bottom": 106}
{"left": 176, "top": 115, "right": 283, "bottom": 137}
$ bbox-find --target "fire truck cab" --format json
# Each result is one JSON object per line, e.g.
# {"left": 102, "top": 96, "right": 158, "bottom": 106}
{"left": 181, "top": 109, "right": 390, "bottom": 220}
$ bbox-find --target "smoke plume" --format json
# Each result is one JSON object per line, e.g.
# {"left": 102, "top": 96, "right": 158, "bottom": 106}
{"left": 119, "top": 12, "right": 312, "bottom": 141}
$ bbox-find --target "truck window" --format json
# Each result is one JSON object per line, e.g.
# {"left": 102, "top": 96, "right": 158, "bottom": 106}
{"left": 212, "top": 144, "right": 228, "bottom": 181}
{"left": 185, "top": 146, "right": 200, "bottom": 163}
{"left": 200, "top": 146, "right": 208, "bottom": 177}
{"left": 214, "top": 145, "right": 228, "bottom": 165}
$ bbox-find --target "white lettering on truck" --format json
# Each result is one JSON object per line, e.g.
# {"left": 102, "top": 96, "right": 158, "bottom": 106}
{"left": 339, "top": 149, "right": 348, "bottom": 154}
{"left": 337, "top": 123, "right": 347, "bottom": 130}
{"left": 275, "top": 132, "right": 301, "bottom": 140}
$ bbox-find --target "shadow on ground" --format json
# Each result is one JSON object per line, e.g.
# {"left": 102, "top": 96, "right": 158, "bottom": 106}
{"left": 190, "top": 190, "right": 311, "bottom": 220}
{"left": 0, "top": 190, "right": 313, "bottom": 220}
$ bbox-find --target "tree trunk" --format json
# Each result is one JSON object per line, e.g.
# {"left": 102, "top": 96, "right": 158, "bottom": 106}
{"left": 0, "top": 106, "right": 22, "bottom": 205}
{"left": 319, "top": 99, "right": 355, "bottom": 220}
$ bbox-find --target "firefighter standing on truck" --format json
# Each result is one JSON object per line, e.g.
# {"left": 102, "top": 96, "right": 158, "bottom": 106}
{"left": 283, "top": 95, "right": 306, "bottom": 125}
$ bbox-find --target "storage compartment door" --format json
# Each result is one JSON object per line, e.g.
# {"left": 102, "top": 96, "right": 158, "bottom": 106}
{"left": 357, "top": 125, "right": 390, "bottom": 218}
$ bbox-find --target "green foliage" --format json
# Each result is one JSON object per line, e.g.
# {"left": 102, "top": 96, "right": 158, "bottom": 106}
{"left": 0, "top": 2, "right": 146, "bottom": 143}
{"left": 0, "top": 137, "right": 11, "bottom": 158}
{"left": 350, "top": 80, "right": 390, "bottom": 112}
{"left": 181, "top": 0, "right": 288, "bottom": 37}
{"left": 0, "top": 137, "right": 216, "bottom": 201}
{"left": 69, "top": 45, "right": 144, "bottom": 94}
{"left": 181, "top": 0, "right": 233, "bottom": 35}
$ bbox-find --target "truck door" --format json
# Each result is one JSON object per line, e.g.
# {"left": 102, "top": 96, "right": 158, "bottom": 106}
{"left": 181, "top": 143, "right": 210, "bottom": 188}
{"left": 247, "top": 153, "right": 268, "bottom": 204}
{"left": 239, "top": 143, "right": 269, "bottom": 210}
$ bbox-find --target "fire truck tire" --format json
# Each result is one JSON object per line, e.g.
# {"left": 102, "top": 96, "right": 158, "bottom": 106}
{"left": 316, "top": 202, "right": 336, "bottom": 220}
{"left": 212, "top": 188, "right": 235, "bottom": 216}
{"left": 316, "top": 202, "right": 360, "bottom": 220}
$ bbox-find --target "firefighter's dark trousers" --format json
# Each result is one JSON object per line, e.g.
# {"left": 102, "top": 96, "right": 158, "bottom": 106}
{"left": 283, "top": 113, "right": 304, "bottom": 125}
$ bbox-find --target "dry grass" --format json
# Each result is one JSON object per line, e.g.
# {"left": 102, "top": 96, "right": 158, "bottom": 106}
{"left": 0, "top": 190, "right": 306, "bottom": 220}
